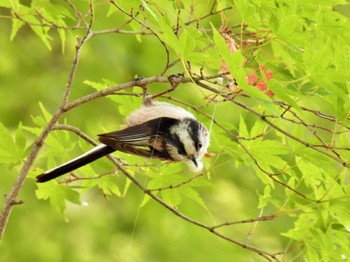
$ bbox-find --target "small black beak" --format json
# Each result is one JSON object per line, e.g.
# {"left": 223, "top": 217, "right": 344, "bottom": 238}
{"left": 191, "top": 157, "right": 198, "bottom": 167}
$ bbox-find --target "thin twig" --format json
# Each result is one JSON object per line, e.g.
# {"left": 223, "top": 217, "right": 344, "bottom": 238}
{"left": 109, "top": 1, "right": 171, "bottom": 76}
{"left": 211, "top": 214, "right": 276, "bottom": 230}
{"left": 148, "top": 174, "right": 204, "bottom": 192}
{"left": 61, "top": 1, "right": 93, "bottom": 105}
{"left": 194, "top": 80, "right": 350, "bottom": 168}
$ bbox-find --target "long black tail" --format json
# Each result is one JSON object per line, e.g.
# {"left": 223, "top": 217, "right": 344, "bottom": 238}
{"left": 36, "top": 145, "right": 115, "bottom": 183}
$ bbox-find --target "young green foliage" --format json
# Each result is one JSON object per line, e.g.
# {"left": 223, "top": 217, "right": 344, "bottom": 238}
{"left": 2, "top": 0, "right": 350, "bottom": 261}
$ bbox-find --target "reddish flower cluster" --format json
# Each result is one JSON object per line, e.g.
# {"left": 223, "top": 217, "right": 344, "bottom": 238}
{"left": 220, "top": 32, "right": 274, "bottom": 97}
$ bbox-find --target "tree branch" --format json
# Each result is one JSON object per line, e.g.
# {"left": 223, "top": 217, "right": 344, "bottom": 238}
{"left": 0, "top": 1, "right": 95, "bottom": 239}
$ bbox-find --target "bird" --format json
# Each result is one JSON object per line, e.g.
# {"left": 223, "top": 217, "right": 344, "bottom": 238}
{"left": 36, "top": 97, "right": 210, "bottom": 183}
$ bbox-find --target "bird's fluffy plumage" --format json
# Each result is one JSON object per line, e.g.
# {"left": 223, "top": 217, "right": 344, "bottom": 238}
{"left": 36, "top": 97, "right": 210, "bottom": 183}
{"left": 126, "top": 98, "right": 195, "bottom": 126}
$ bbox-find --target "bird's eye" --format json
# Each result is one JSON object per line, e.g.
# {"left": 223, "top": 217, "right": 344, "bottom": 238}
{"left": 198, "top": 142, "right": 202, "bottom": 149}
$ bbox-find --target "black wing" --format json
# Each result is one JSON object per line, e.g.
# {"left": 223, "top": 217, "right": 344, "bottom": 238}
{"left": 98, "top": 117, "right": 178, "bottom": 159}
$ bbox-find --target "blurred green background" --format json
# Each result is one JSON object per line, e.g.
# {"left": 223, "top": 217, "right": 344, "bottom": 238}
{"left": 1, "top": 1, "right": 350, "bottom": 261}
{"left": 0, "top": 4, "right": 277, "bottom": 262}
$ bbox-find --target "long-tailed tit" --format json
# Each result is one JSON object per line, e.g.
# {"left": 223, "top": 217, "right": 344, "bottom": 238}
{"left": 36, "top": 97, "right": 210, "bottom": 183}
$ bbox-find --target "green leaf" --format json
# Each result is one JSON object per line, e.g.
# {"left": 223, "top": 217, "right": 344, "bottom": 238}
{"left": 250, "top": 119, "right": 267, "bottom": 138}
{"left": 0, "top": 123, "right": 21, "bottom": 164}
{"left": 115, "top": 95, "right": 138, "bottom": 116}
{"left": 282, "top": 212, "right": 316, "bottom": 240}
{"left": 178, "top": 29, "right": 196, "bottom": 57}
{"left": 238, "top": 114, "right": 249, "bottom": 137}
{"left": 44, "top": 132, "right": 73, "bottom": 155}
{"left": 94, "top": 175, "right": 121, "bottom": 196}
{"left": 258, "top": 185, "right": 271, "bottom": 209}
{"left": 140, "top": 194, "right": 151, "bottom": 207}
{"left": 267, "top": 79, "right": 300, "bottom": 109}
{"left": 84, "top": 80, "right": 107, "bottom": 91}
{"left": 57, "top": 28, "right": 66, "bottom": 53}
{"left": 180, "top": 187, "right": 210, "bottom": 213}
{"left": 252, "top": 165, "right": 274, "bottom": 186}
{"left": 251, "top": 140, "right": 290, "bottom": 155}
{"left": 296, "top": 157, "right": 323, "bottom": 189}
{"left": 122, "top": 174, "right": 132, "bottom": 197}
{"left": 15, "top": 122, "right": 27, "bottom": 158}
{"left": 10, "top": 18, "right": 25, "bottom": 41}
{"left": 277, "top": 15, "right": 299, "bottom": 41}
{"left": 27, "top": 16, "right": 52, "bottom": 50}
{"left": 234, "top": 0, "right": 255, "bottom": 21}
{"left": 249, "top": 140, "right": 289, "bottom": 172}
{"left": 141, "top": 0, "right": 157, "bottom": 20}
{"left": 306, "top": 243, "right": 320, "bottom": 262}
{"left": 36, "top": 182, "right": 81, "bottom": 214}
{"left": 15, "top": 123, "right": 25, "bottom": 150}
{"left": 161, "top": 189, "right": 182, "bottom": 206}
{"left": 0, "top": 0, "right": 12, "bottom": 7}
{"left": 84, "top": 79, "right": 136, "bottom": 116}
{"left": 30, "top": 115, "right": 47, "bottom": 128}
{"left": 212, "top": 27, "right": 246, "bottom": 85}
{"left": 39, "top": 102, "right": 52, "bottom": 122}
{"left": 21, "top": 125, "right": 42, "bottom": 136}
{"left": 156, "top": 18, "right": 179, "bottom": 52}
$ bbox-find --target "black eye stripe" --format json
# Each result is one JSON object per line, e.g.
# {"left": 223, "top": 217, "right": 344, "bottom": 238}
{"left": 170, "top": 133, "right": 187, "bottom": 156}
{"left": 177, "top": 145, "right": 186, "bottom": 155}
{"left": 186, "top": 119, "right": 201, "bottom": 150}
